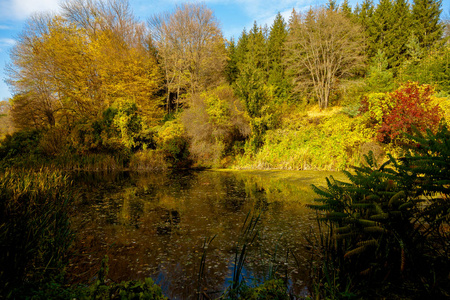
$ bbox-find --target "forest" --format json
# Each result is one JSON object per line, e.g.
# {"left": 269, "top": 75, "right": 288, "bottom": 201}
{"left": 0, "top": 0, "right": 449, "bottom": 299}
{"left": 0, "top": 0, "right": 447, "bottom": 170}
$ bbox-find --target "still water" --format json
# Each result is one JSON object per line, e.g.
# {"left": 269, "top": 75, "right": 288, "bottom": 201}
{"left": 68, "top": 170, "right": 341, "bottom": 299}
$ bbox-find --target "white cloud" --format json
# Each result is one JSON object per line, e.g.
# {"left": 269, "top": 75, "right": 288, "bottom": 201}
{"left": 0, "top": 38, "right": 16, "bottom": 46}
{"left": 0, "top": 0, "right": 60, "bottom": 21}
{"left": 0, "top": 38, "right": 16, "bottom": 54}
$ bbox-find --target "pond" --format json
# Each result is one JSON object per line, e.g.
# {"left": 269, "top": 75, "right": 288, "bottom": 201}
{"left": 67, "top": 170, "right": 343, "bottom": 299}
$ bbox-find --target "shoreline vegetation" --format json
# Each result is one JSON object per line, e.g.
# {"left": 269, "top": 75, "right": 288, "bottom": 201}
{"left": 1, "top": 0, "right": 449, "bottom": 298}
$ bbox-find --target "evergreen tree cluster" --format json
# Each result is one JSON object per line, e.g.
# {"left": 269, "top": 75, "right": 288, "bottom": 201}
{"left": 351, "top": 0, "right": 444, "bottom": 69}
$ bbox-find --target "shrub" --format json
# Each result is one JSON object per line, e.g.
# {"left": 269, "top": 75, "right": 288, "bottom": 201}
{"left": 129, "top": 149, "right": 168, "bottom": 171}
{"left": 156, "top": 120, "right": 190, "bottom": 166}
{"left": 182, "top": 85, "right": 250, "bottom": 167}
{"left": 0, "top": 130, "right": 42, "bottom": 161}
{"left": 90, "top": 256, "right": 167, "bottom": 300}
{"left": 239, "top": 279, "right": 289, "bottom": 300}
{"left": 361, "top": 82, "right": 443, "bottom": 145}
{"left": 39, "top": 126, "right": 70, "bottom": 157}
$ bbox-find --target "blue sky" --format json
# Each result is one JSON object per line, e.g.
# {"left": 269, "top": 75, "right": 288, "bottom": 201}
{"left": 0, "top": 0, "right": 449, "bottom": 102}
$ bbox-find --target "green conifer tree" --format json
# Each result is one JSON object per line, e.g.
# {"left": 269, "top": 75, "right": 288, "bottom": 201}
{"left": 235, "top": 29, "right": 249, "bottom": 70}
{"left": 225, "top": 39, "right": 239, "bottom": 84}
{"left": 356, "top": 0, "right": 375, "bottom": 58}
{"left": 234, "top": 22, "right": 268, "bottom": 117}
{"left": 340, "top": 0, "right": 354, "bottom": 20}
{"left": 411, "top": 0, "right": 444, "bottom": 49}
{"left": 370, "top": 0, "right": 395, "bottom": 65}
{"left": 390, "top": 0, "right": 412, "bottom": 68}
{"left": 366, "top": 50, "right": 395, "bottom": 92}
{"left": 326, "top": 0, "right": 338, "bottom": 11}
{"left": 267, "top": 13, "right": 290, "bottom": 99}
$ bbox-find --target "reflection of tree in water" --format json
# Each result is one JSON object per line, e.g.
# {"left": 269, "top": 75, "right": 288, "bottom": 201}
{"left": 69, "top": 170, "right": 320, "bottom": 298}
{"left": 118, "top": 188, "right": 144, "bottom": 228}
{"left": 156, "top": 209, "right": 180, "bottom": 235}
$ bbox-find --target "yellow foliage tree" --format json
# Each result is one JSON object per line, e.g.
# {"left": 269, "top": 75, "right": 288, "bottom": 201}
{"left": 7, "top": 0, "right": 162, "bottom": 130}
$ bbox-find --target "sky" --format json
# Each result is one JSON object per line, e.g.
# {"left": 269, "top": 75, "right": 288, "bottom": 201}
{"left": 0, "top": 0, "right": 449, "bottom": 102}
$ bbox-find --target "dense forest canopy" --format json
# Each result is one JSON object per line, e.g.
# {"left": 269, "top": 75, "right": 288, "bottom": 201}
{"left": 0, "top": 0, "right": 449, "bottom": 169}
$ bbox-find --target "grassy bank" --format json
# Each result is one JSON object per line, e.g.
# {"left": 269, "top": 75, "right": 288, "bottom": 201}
{"left": 233, "top": 105, "right": 379, "bottom": 170}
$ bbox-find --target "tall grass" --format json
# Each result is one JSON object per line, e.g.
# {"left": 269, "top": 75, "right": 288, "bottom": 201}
{"left": 0, "top": 169, "right": 74, "bottom": 297}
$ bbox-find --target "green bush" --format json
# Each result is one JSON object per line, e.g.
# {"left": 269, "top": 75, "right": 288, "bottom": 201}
{"left": 90, "top": 256, "right": 167, "bottom": 300}
{"left": 239, "top": 279, "right": 289, "bottom": 300}
{"left": 0, "top": 130, "right": 43, "bottom": 168}
{"left": 156, "top": 120, "right": 190, "bottom": 167}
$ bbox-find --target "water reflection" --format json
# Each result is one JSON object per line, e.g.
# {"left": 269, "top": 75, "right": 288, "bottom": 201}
{"left": 68, "top": 170, "right": 338, "bottom": 299}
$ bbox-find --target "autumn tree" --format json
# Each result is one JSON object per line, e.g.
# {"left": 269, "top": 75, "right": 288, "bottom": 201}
{"left": 149, "top": 3, "right": 227, "bottom": 111}
{"left": 0, "top": 101, "right": 14, "bottom": 138}
{"left": 7, "top": 0, "right": 161, "bottom": 131}
{"left": 6, "top": 14, "right": 89, "bottom": 129}
{"left": 62, "top": 0, "right": 162, "bottom": 124}
{"left": 286, "top": 8, "right": 366, "bottom": 109}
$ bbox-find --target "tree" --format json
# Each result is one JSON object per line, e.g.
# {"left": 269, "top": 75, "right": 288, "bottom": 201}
{"left": 356, "top": 0, "right": 375, "bottom": 51}
{"left": 225, "top": 38, "right": 239, "bottom": 85}
{"left": 369, "top": 0, "right": 395, "bottom": 64}
{"left": 366, "top": 50, "right": 395, "bottom": 92}
{"left": 62, "top": 0, "right": 161, "bottom": 124}
{"left": 6, "top": 14, "right": 89, "bottom": 129}
{"left": 149, "top": 3, "right": 227, "bottom": 111}
{"left": 390, "top": 0, "right": 412, "bottom": 68}
{"left": 7, "top": 0, "right": 161, "bottom": 130}
{"left": 340, "top": 0, "right": 354, "bottom": 20}
{"left": 286, "top": 8, "right": 366, "bottom": 109}
{"left": 411, "top": 0, "right": 444, "bottom": 49}
{"left": 0, "top": 101, "right": 14, "bottom": 138}
{"left": 234, "top": 22, "right": 269, "bottom": 117}
{"left": 267, "top": 13, "right": 291, "bottom": 99}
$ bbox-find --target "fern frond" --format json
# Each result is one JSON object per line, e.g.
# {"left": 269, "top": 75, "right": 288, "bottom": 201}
{"left": 363, "top": 226, "right": 386, "bottom": 233}
{"left": 360, "top": 267, "right": 373, "bottom": 276}
{"left": 389, "top": 191, "right": 406, "bottom": 207}
{"left": 364, "top": 194, "right": 381, "bottom": 202}
{"left": 326, "top": 212, "right": 348, "bottom": 220}
{"left": 335, "top": 225, "right": 352, "bottom": 233}
{"left": 306, "top": 204, "right": 330, "bottom": 211}
{"left": 344, "top": 245, "right": 367, "bottom": 258}
{"left": 399, "top": 201, "right": 414, "bottom": 210}
{"left": 374, "top": 203, "right": 384, "bottom": 214}
{"left": 357, "top": 238, "right": 378, "bottom": 247}
{"left": 334, "top": 232, "right": 359, "bottom": 240}
{"left": 370, "top": 213, "right": 389, "bottom": 220}
{"left": 356, "top": 219, "right": 378, "bottom": 227}
{"left": 351, "top": 203, "right": 374, "bottom": 209}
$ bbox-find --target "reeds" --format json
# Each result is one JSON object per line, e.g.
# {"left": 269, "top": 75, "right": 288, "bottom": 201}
{"left": 0, "top": 168, "right": 74, "bottom": 296}
{"left": 129, "top": 149, "right": 168, "bottom": 171}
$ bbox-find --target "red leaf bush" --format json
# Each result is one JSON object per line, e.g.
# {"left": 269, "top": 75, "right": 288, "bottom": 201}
{"left": 372, "top": 82, "right": 442, "bottom": 144}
